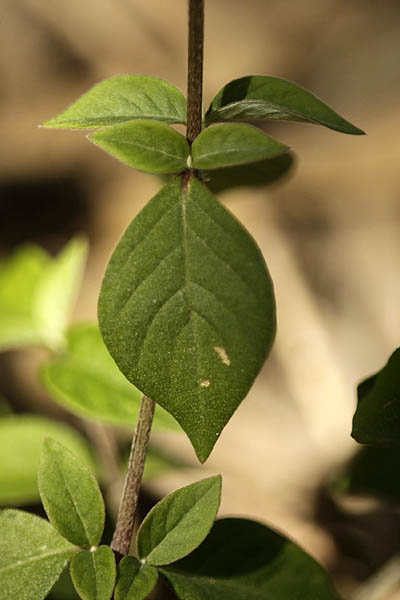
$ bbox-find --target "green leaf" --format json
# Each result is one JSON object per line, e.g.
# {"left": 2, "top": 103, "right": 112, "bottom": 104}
{"left": 206, "top": 75, "right": 364, "bottom": 135}
{"left": 35, "top": 237, "right": 88, "bottom": 351}
{"left": 137, "top": 475, "right": 222, "bottom": 566}
{"left": 42, "top": 75, "right": 187, "bottom": 128}
{"left": 160, "top": 518, "right": 342, "bottom": 600}
{"left": 40, "top": 323, "right": 179, "bottom": 430}
{"left": 39, "top": 438, "right": 105, "bottom": 548}
{"left": 0, "top": 415, "right": 95, "bottom": 506}
{"left": 70, "top": 546, "right": 116, "bottom": 600}
{"left": 0, "top": 509, "right": 77, "bottom": 600}
{"left": 352, "top": 349, "right": 400, "bottom": 446}
{"left": 191, "top": 123, "right": 288, "bottom": 170}
{"left": 115, "top": 556, "right": 158, "bottom": 600}
{"left": 98, "top": 176, "right": 276, "bottom": 462}
{"left": 89, "top": 121, "right": 190, "bottom": 174}
{"left": 205, "top": 152, "right": 295, "bottom": 194}
{"left": 48, "top": 568, "right": 80, "bottom": 600}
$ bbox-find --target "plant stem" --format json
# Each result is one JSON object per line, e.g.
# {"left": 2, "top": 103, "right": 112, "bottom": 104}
{"left": 186, "top": 0, "right": 204, "bottom": 145}
{"left": 111, "top": 394, "right": 155, "bottom": 557}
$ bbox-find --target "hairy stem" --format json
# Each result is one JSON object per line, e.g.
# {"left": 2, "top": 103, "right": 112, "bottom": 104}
{"left": 186, "top": 0, "right": 204, "bottom": 145}
{"left": 111, "top": 394, "right": 155, "bottom": 557}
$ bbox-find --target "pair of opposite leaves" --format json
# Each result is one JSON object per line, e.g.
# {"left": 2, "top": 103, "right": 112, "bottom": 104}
{"left": 44, "top": 74, "right": 363, "bottom": 462}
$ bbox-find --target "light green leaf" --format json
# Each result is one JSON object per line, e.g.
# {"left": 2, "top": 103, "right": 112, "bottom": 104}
{"left": 0, "top": 509, "right": 77, "bottom": 600}
{"left": 115, "top": 556, "right": 158, "bottom": 600}
{"left": 39, "top": 438, "right": 105, "bottom": 548}
{"left": 0, "top": 245, "right": 50, "bottom": 350}
{"left": 42, "top": 75, "right": 187, "bottom": 128}
{"left": 89, "top": 121, "right": 190, "bottom": 174}
{"left": 137, "top": 475, "right": 222, "bottom": 566}
{"left": 206, "top": 75, "right": 365, "bottom": 135}
{"left": 205, "top": 152, "right": 295, "bottom": 194}
{"left": 70, "top": 546, "right": 116, "bottom": 600}
{"left": 35, "top": 237, "right": 88, "bottom": 351}
{"left": 40, "top": 323, "right": 179, "bottom": 430}
{"left": 0, "top": 415, "right": 95, "bottom": 506}
{"left": 98, "top": 176, "right": 276, "bottom": 462}
{"left": 191, "top": 123, "right": 288, "bottom": 170}
{"left": 352, "top": 349, "right": 400, "bottom": 446}
{"left": 160, "top": 518, "right": 342, "bottom": 600}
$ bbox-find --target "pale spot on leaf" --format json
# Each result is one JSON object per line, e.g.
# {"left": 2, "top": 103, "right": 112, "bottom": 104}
{"left": 214, "top": 346, "right": 231, "bottom": 366}
{"left": 200, "top": 380, "right": 211, "bottom": 387}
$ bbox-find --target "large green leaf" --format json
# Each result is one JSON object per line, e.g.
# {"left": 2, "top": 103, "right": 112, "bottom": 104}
{"left": 89, "top": 121, "right": 190, "bottom": 174}
{"left": 42, "top": 75, "right": 187, "bottom": 128}
{"left": 205, "top": 152, "right": 295, "bottom": 194}
{"left": 0, "top": 509, "right": 77, "bottom": 600}
{"left": 98, "top": 176, "right": 276, "bottom": 462}
{"left": 160, "top": 518, "right": 342, "bottom": 600}
{"left": 39, "top": 439, "right": 105, "bottom": 548}
{"left": 40, "top": 323, "right": 179, "bottom": 430}
{"left": 206, "top": 75, "right": 364, "bottom": 135}
{"left": 70, "top": 546, "right": 116, "bottom": 600}
{"left": 352, "top": 349, "right": 400, "bottom": 446}
{"left": 115, "top": 556, "right": 158, "bottom": 600}
{"left": 0, "top": 415, "right": 95, "bottom": 506}
{"left": 191, "top": 123, "right": 288, "bottom": 170}
{"left": 137, "top": 475, "right": 222, "bottom": 566}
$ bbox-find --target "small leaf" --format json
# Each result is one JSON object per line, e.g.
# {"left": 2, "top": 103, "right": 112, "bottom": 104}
{"left": 40, "top": 323, "right": 179, "bottom": 430}
{"left": 137, "top": 475, "right": 222, "bottom": 566}
{"left": 39, "top": 438, "right": 105, "bottom": 548}
{"left": 160, "top": 518, "right": 342, "bottom": 600}
{"left": 115, "top": 556, "right": 158, "bottom": 600}
{"left": 70, "top": 546, "right": 116, "bottom": 600}
{"left": 0, "top": 415, "right": 95, "bottom": 506}
{"left": 352, "top": 349, "right": 400, "bottom": 446}
{"left": 42, "top": 75, "right": 187, "bottom": 128}
{"left": 206, "top": 75, "right": 364, "bottom": 135}
{"left": 191, "top": 123, "right": 288, "bottom": 170}
{"left": 35, "top": 237, "right": 88, "bottom": 351}
{"left": 89, "top": 121, "right": 190, "bottom": 174}
{"left": 205, "top": 152, "right": 295, "bottom": 194}
{"left": 98, "top": 176, "right": 276, "bottom": 462}
{"left": 0, "top": 509, "right": 77, "bottom": 600}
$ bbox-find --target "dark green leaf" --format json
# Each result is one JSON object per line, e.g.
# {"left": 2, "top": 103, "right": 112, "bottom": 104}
{"left": 98, "top": 176, "right": 276, "bottom": 462}
{"left": 39, "top": 438, "right": 105, "bottom": 548}
{"left": 191, "top": 123, "right": 288, "bottom": 170}
{"left": 352, "top": 349, "right": 400, "bottom": 446}
{"left": 40, "top": 323, "right": 179, "bottom": 430}
{"left": 160, "top": 518, "right": 342, "bottom": 600}
{"left": 0, "top": 509, "right": 77, "bottom": 600}
{"left": 137, "top": 475, "right": 222, "bottom": 566}
{"left": 206, "top": 75, "right": 364, "bottom": 135}
{"left": 115, "top": 556, "right": 158, "bottom": 600}
{"left": 0, "top": 415, "right": 95, "bottom": 506}
{"left": 47, "top": 567, "right": 80, "bottom": 599}
{"left": 204, "top": 152, "right": 295, "bottom": 194}
{"left": 42, "top": 75, "right": 187, "bottom": 128}
{"left": 89, "top": 121, "right": 189, "bottom": 174}
{"left": 70, "top": 546, "right": 116, "bottom": 600}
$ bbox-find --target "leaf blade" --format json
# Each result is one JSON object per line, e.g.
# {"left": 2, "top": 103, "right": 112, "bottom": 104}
{"left": 206, "top": 75, "right": 364, "bottom": 135}
{"left": 70, "top": 546, "right": 116, "bottom": 600}
{"left": 89, "top": 121, "right": 190, "bottom": 174}
{"left": 42, "top": 75, "right": 187, "bottom": 128}
{"left": 98, "top": 176, "right": 276, "bottom": 462}
{"left": 137, "top": 475, "right": 222, "bottom": 566}
{"left": 115, "top": 556, "right": 158, "bottom": 600}
{"left": 39, "top": 438, "right": 105, "bottom": 548}
{"left": 191, "top": 123, "right": 288, "bottom": 170}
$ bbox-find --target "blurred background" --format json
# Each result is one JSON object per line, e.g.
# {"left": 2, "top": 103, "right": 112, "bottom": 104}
{"left": 1, "top": 0, "right": 400, "bottom": 598}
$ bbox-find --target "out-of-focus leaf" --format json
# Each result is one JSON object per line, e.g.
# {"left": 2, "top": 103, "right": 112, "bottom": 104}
{"left": 115, "top": 556, "right": 158, "bottom": 600}
{"left": 70, "top": 546, "right": 116, "bottom": 600}
{"left": 42, "top": 75, "right": 187, "bottom": 128}
{"left": 89, "top": 121, "right": 190, "bottom": 174}
{"left": 0, "top": 415, "right": 94, "bottom": 506}
{"left": 0, "top": 509, "right": 77, "bottom": 600}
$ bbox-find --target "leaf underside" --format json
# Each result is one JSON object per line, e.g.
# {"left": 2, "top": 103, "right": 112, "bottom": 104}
{"left": 160, "top": 518, "right": 342, "bottom": 600}
{"left": 98, "top": 176, "right": 276, "bottom": 462}
{"left": 206, "top": 75, "right": 364, "bottom": 135}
